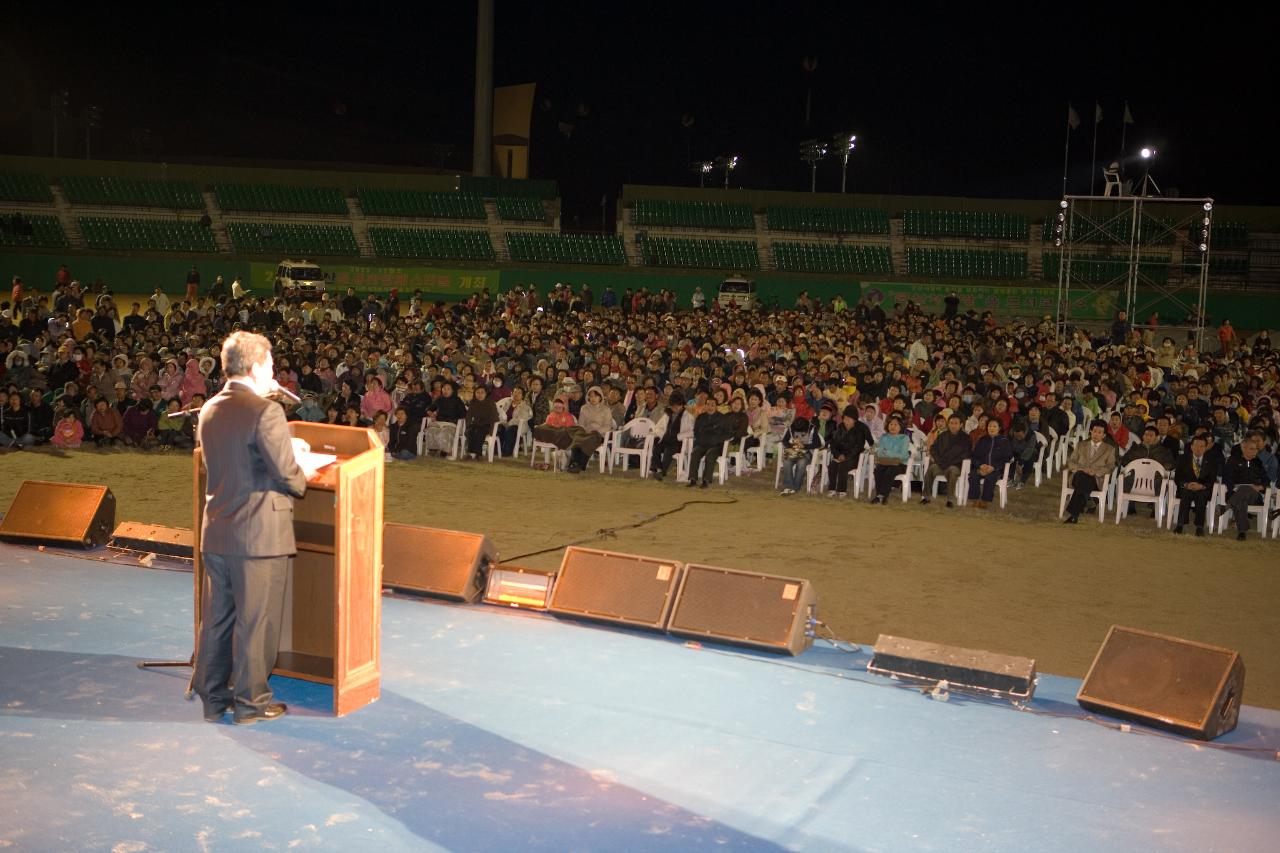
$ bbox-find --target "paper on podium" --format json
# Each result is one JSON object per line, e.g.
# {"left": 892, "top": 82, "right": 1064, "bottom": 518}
{"left": 292, "top": 437, "right": 337, "bottom": 473}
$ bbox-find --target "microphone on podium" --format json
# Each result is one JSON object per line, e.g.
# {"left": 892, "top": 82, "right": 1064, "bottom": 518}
{"left": 266, "top": 380, "right": 301, "bottom": 404}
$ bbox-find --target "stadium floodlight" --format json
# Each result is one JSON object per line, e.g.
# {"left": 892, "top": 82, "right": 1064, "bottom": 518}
{"left": 713, "top": 154, "right": 739, "bottom": 189}
{"left": 799, "top": 139, "right": 828, "bottom": 192}
{"left": 1140, "top": 147, "right": 1156, "bottom": 159}
{"left": 690, "top": 160, "right": 716, "bottom": 188}
{"left": 833, "top": 132, "right": 858, "bottom": 193}
{"left": 1204, "top": 201, "right": 1213, "bottom": 212}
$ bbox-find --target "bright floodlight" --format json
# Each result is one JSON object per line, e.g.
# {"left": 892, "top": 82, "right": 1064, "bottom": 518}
{"left": 1204, "top": 201, "right": 1213, "bottom": 211}
{"left": 1140, "top": 147, "right": 1155, "bottom": 159}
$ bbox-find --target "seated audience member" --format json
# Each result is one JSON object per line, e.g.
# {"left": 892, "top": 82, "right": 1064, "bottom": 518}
{"left": 651, "top": 391, "right": 694, "bottom": 481}
{"left": 122, "top": 398, "right": 159, "bottom": 449}
{"left": 1221, "top": 435, "right": 1270, "bottom": 540}
{"left": 572, "top": 385, "right": 616, "bottom": 469}
{"left": 386, "top": 407, "right": 417, "bottom": 461}
{"left": 0, "top": 390, "right": 35, "bottom": 448}
{"left": 533, "top": 394, "right": 605, "bottom": 473}
{"left": 1121, "top": 425, "right": 1175, "bottom": 470}
{"left": 157, "top": 397, "right": 195, "bottom": 450}
{"left": 870, "top": 415, "right": 910, "bottom": 504}
{"left": 1006, "top": 420, "right": 1039, "bottom": 488}
{"left": 26, "top": 389, "right": 54, "bottom": 444}
{"left": 292, "top": 392, "right": 326, "bottom": 423}
{"left": 827, "top": 405, "right": 872, "bottom": 497}
{"left": 968, "top": 418, "right": 1013, "bottom": 508}
{"left": 420, "top": 381, "right": 466, "bottom": 455}
{"left": 496, "top": 386, "right": 532, "bottom": 458}
{"left": 924, "top": 414, "right": 970, "bottom": 506}
{"left": 1105, "top": 412, "right": 1129, "bottom": 450}
{"left": 1155, "top": 415, "right": 1183, "bottom": 462}
{"left": 371, "top": 411, "right": 390, "bottom": 447}
{"left": 1062, "top": 419, "right": 1118, "bottom": 523}
{"left": 51, "top": 405, "right": 84, "bottom": 449}
{"left": 464, "top": 384, "right": 500, "bottom": 459}
{"left": 89, "top": 397, "right": 124, "bottom": 446}
{"left": 778, "top": 416, "right": 814, "bottom": 495}
{"left": 361, "top": 376, "right": 393, "bottom": 422}
{"left": 685, "top": 398, "right": 736, "bottom": 488}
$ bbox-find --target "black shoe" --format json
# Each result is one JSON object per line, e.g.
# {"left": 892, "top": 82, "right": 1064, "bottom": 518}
{"left": 203, "top": 702, "right": 231, "bottom": 722}
{"left": 567, "top": 462, "right": 582, "bottom": 473}
{"left": 1195, "top": 526, "right": 1205, "bottom": 537}
{"left": 920, "top": 497, "right": 930, "bottom": 505}
{"left": 233, "top": 703, "right": 288, "bottom": 725}
{"left": 699, "top": 481, "right": 709, "bottom": 489}
{"left": 652, "top": 469, "right": 665, "bottom": 481}
{"left": 945, "top": 500, "right": 954, "bottom": 508}
{"left": 1237, "top": 531, "right": 1247, "bottom": 541}
{"left": 1174, "top": 524, "right": 1184, "bottom": 534}
{"left": 1063, "top": 516, "right": 1078, "bottom": 524}
{"left": 686, "top": 480, "right": 697, "bottom": 488}
{"left": 870, "top": 496, "right": 882, "bottom": 505}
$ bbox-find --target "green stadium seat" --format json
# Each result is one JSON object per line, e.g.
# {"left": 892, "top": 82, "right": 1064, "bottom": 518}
{"left": 0, "top": 214, "right": 67, "bottom": 248}
{"left": 633, "top": 200, "right": 754, "bottom": 230}
{"left": 638, "top": 236, "right": 758, "bottom": 270}
{"left": 904, "top": 209, "right": 1029, "bottom": 240}
{"left": 78, "top": 216, "right": 216, "bottom": 253}
{"left": 369, "top": 227, "right": 495, "bottom": 261}
{"left": 62, "top": 176, "right": 202, "bottom": 209}
{"left": 906, "top": 247, "right": 1027, "bottom": 280}
{"left": 227, "top": 222, "right": 358, "bottom": 256}
{"left": 495, "top": 196, "right": 545, "bottom": 222}
{"left": 357, "top": 188, "right": 486, "bottom": 220}
{"left": 215, "top": 183, "right": 346, "bottom": 214}
{"left": 0, "top": 173, "right": 54, "bottom": 204}
{"left": 772, "top": 242, "right": 891, "bottom": 275}
{"left": 506, "top": 233, "right": 625, "bottom": 265}
{"left": 765, "top": 205, "right": 889, "bottom": 235}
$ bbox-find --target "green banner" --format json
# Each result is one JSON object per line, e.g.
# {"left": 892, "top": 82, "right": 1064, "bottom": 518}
{"left": 860, "top": 280, "right": 1118, "bottom": 321}
{"left": 249, "top": 262, "right": 499, "bottom": 298}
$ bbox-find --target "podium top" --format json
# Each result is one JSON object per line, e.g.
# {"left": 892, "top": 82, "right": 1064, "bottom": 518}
{"left": 289, "top": 422, "right": 382, "bottom": 458}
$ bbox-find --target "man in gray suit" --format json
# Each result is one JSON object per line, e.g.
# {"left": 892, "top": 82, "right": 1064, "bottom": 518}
{"left": 195, "top": 331, "right": 316, "bottom": 725}
{"left": 1062, "top": 419, "right": 1119, "bottom": 524}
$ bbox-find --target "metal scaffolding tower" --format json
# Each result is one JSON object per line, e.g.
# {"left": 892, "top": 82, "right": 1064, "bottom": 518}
{"left": 1052, "top": 195, "right": 1213, "bottom": 350}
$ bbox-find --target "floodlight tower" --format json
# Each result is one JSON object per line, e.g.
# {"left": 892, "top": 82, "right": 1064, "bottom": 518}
{"left": 834, "top": 132, "right": 857, "bottom": 193}
{"left": 714, "top": 154, "right": 739, "bottom": 189}
{"left": 799, "top": 139, "right": 828, "bottom": 192}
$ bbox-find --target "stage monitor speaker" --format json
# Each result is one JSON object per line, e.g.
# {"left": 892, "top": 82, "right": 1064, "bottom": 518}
{"left": 668, "top": 564, "right": 816, "bottom": 655}
{"left": 483, "top": 564, "right": 556, "bottom": 610}
{"left": 1076, "top": 625, "right": 1244, "bottom": 740}
{"left": 382, "top": 523, "right": 495, "bottom": 602}
{"left": 109, "top": 522, "right": 194, "bottom": 559}
{"left": 548, "top": 546, "right": 682, "bottom": 631}
{"left": 0, "top": 480, "right": 115, "bottom": 548}
{"left": 868, "top": 635, "right": 1037, "bottom": 701}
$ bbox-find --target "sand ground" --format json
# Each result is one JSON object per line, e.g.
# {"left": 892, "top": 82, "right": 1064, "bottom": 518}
{"left": 2, "top": 445, "right": 1276, "bottom": 709}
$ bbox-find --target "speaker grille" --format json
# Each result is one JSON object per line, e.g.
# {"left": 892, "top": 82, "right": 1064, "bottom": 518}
{"left": 1080, "top": 628, "right": 1237, "bottom": 727}
{"left": 382, "top": 523, "right": 493, "bottom": 600}
{"left": 549, "top": 547, "right": 681, "bottom": 628}
{"left": 0, "top": 481, "right": 115, "bottom": 546}
{"left": 669, "top": 566, "right": 808, "bottom": 647}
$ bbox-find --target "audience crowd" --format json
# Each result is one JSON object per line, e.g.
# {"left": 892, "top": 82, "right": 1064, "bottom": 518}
{"left": 3, "top": 267, "right": 1278, "bottom": 538}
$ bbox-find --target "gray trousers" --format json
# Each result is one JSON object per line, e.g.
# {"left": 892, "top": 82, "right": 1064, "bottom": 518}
{"left": 1228, "top": 486, "right": 1265, "bottom": 533}
{"left": 195, "top": 552, "right": 289, "bottom": 714}
{"left": 925, "top": 462, "right": 961, "bottom": 499}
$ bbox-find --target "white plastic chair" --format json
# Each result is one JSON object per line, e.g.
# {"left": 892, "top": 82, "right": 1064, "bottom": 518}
{"left": 852, "top": 451, "right": 875, "bottom": 499}
{"left": 744, "top": 434, "right": 776, "bottom": 472}
{"left": 1114, "top": 459, "right": 1170, "bottom": 525}
{"left": 1059, "top": 467, "right": 1115, "bottom": 522}
{"left": 483, "top": 422, "right": 501, "bottom": 462}
{"left": 1032, "top": 433, "right": 1049, "bottom": 487}
{"left": 892, "top": 448, "right": 919, "bottom": 502}
{"left": 962, "top": 459, "right": 1011, "bottom": 508}
{"left": 1164, "top": 480, "right": 1226, "bottom": 532}
{"left": 608, "top": 417, "right": 655, "bottom": 477}
{"left": 450, "top": 418, "right": 466, "bottom": 460}
{"left": 806, "top": 448, "right": 831, "bottom": 493}
{"left": 931, "top": 458, "right": 970, "bottom": 503}
{"left": 1214, "top": 485, "right": 1273, "bottom": 538}
{"left": 530, "top": 438, "right": 566, "bottom": 471}
{"left": 675, "top": 437, "right": 696, "bottom": 483}
{"left": 717, "top": 438, "right": 747, "bottom": 483}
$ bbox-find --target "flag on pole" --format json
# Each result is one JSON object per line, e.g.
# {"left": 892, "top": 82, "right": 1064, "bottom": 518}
{"left": 1123, "top": 101, "right": 1134, "bottom": 124}
{"left": 1068, "top": 104, "right": 1081, "bottom": 130}
{"left": 1095, "top": 102, "right": 1103, "bottom": 123}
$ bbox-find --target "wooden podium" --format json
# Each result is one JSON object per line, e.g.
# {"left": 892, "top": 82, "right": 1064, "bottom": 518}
{"left": 193, "top": 422, "right": 385, "bottom": 716}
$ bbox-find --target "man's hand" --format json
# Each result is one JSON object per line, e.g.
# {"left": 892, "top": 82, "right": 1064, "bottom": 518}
{"left": 1186, "top": 482, "right": 1204, "bottom": 491}
{"left": 979, "top": 464, "right": 994, "bottom": 475}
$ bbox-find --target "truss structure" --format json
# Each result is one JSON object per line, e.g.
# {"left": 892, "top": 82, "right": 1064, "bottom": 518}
{"left": 1051, "top": 195, "right": 1213, "bottom": 350}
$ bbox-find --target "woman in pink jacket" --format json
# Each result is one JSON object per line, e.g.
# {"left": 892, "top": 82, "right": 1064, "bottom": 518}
{"left": 51, "top": 408, "right": 84, "bottom": 449}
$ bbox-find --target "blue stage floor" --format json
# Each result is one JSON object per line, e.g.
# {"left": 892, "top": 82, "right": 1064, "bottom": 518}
{"left": 1, "top": 545, "right": 1278, "bottom": 852}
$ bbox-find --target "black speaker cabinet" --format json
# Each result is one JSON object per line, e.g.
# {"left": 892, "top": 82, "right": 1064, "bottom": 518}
{"left": 1077, "top": 625, "right": 1244, "bottom": 740}
{"left": 0, "top": 480, "right": 115, "bottom": 548}
{"left": 868, "top": 635, "right": 1037, "bottom": 701}
{"left": 668, "top": 564, "right": 816, "bottom": 655}
{"left": 548, "top": 546, "right": 682, "bottom": 631}
{"left": 108, "top": 522, "right": 195, "bottom": 559}
{"left": 382, "top": 523, "right": 495, "bottom": 602}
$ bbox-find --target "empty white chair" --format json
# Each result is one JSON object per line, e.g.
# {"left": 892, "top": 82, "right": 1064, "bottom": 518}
{"left": 1114, "top": 459, "right": 1171, "bottom": 525}
{"left": 608, "top": 418, "right": 656, "bottom": 477}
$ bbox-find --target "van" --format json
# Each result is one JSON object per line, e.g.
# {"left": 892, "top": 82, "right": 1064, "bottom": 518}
{"left": 717, "top": 275, "right": 758, "bottom": 310}
{"left": 274, "top": 260, "right": 327, "bottom": 299}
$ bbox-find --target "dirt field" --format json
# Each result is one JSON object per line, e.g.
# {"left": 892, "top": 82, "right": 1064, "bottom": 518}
{"left": 3, "top": 445, "right": 1278, "bottom": 709}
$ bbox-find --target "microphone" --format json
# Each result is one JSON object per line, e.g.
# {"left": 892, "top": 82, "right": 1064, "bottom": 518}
{"left": 267, "top": 380, "right": 301, "bottom": 404}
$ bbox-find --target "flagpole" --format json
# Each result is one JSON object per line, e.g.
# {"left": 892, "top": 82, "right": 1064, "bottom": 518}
{"left": 1062, "top": 105, "right": 1072, "bottom": 197}
{"left": 1090, "top": 103, "right": 1100, "bottom": 196}
{"left": 1119, "top": 100, "right": 1130, "bottom": 166}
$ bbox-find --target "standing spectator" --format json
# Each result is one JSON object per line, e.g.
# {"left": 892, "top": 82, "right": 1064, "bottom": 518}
{"left": 186, "top": 266, "right": 201, "bottom": 304}
{"left": 1062, "top": 420, "right": 1118, "bottom": 523}
{"left": 1217, "top": 319, "right": 1236, "bottom": 358}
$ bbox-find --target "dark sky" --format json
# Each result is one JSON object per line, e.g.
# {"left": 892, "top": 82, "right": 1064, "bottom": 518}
{"left": 2, "top": 3, "right": 1274, "bottom": 224}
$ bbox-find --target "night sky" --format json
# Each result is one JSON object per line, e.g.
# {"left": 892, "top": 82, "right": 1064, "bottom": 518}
{"left": 2, "top": 4, "right": 1274, "bottom": 224}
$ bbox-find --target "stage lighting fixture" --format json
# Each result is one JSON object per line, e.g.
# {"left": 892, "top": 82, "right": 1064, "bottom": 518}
{"left": 1204, "top": 202, "right": 1213, "bottom": 211}
{"left": 1140, "top": 147, "right": 1155, "bottom": 159}
{"left": 1200, "top": 243, "right": 1208, "bottom": 252}
{"left": 483, "top": 564, "right": 556, "bottom": 610}
{"left": 1059, "top": 199, "right": 1068, "bottom": 208}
